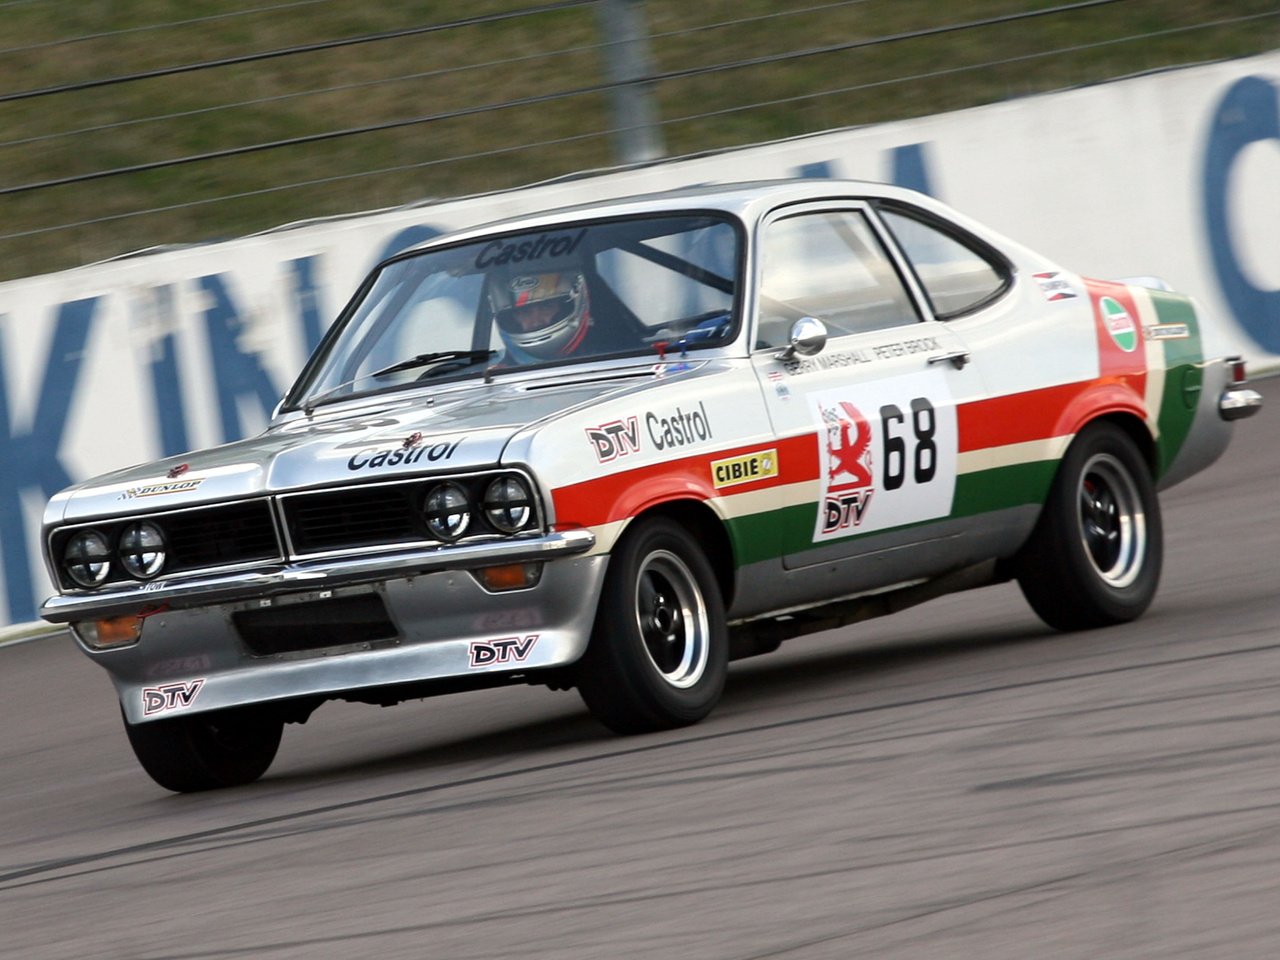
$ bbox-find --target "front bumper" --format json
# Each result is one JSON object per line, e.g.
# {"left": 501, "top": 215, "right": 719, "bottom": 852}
{"left": 86, "top": 551, "right": 608, "bottom": 725}
{"left": 45, "top": 529, "right": 605, "bottom": 724}
{"left": 41, "top": 529, "right": 595, "bottom": 623}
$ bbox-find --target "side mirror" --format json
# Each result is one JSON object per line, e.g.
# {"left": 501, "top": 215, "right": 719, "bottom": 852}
{"left": 777, "top": 317, "right": 827, "bottom": 361}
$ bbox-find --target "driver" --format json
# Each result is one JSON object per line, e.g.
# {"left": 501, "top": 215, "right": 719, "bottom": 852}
{"left": 489, "top": 271, "right": 592, "bottom": 363}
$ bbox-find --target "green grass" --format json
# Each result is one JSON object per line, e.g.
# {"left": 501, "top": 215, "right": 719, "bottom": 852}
{"left": 0, "top": 0, "right": 1276, "bottom": 281}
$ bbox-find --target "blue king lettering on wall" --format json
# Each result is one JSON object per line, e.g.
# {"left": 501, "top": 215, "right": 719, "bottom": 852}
{"left": 200, "top": 274, "right": 284, "bottom": 442}
{"left": 1203, "top": 75, "right": 1280, "bottom": 355}
{"left": 0, "top": 299, "right": 97, "bottom": 623}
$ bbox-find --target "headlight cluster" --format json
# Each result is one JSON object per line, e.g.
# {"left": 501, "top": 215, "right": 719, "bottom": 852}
{"left": 421, "top": 474, "right": 536, "bottom": 542}
{"left": 61, "top": 521, "right": 169, "bottom": 589}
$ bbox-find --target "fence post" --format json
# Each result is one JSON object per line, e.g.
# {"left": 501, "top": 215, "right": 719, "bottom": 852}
{"left": 596, "top": 0, "right": 665, "bottom": 164}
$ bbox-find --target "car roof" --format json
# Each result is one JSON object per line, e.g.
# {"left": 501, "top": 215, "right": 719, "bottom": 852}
{"left": 395, "top": 178, "right": 932, "bottom": 259}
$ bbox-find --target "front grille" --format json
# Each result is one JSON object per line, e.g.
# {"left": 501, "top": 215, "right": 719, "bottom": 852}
{"left": 285, "top": 484, "right": 422, "bottom": 554}
{"left": 51, "top": 498, "right": 281, "bottom": 590}
{"left": 233, "top": 593, "right": 398, "bottom": 655}
{"left": 165, "top": 501, "right": 281, "bottom": 570}
{"left": 51, "top": 472, "right": 542, "bottom": 590}
{"left": 281, "top": 471, "right": 541, "bottom": 557}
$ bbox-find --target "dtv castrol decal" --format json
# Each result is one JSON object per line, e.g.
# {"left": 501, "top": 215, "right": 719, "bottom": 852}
{"left": 809, "top": 369, "right": 959, "bottom": 541}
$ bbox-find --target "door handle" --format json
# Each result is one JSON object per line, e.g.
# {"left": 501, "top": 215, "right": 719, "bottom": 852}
{"left": 928, "top": 351, "right": 970, "bottom": 370}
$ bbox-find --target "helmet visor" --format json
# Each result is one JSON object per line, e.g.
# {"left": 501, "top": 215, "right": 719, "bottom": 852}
{"left": 495, "top": 294, "right": 576, "bottom": 335}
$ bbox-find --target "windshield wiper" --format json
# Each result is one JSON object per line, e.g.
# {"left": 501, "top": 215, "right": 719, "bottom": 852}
{"left": 302, "top": 349, "right": 496, "bottom": 415}
{"left": 370, "top": 349, "right": 496, "bottom": 379}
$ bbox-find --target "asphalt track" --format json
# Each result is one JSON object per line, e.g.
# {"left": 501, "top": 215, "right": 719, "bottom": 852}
{"left": 2, "top": 378, "right": 1277, "bottom": 960}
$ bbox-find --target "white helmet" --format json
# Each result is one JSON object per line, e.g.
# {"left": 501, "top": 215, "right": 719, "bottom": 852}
{"left": 490, "top": 271, "right": 590, "bottom": 360}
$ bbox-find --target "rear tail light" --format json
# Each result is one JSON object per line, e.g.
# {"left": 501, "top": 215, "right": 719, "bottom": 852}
{"left": 1227, "top": 356, "right": 1248, "bottom": 386}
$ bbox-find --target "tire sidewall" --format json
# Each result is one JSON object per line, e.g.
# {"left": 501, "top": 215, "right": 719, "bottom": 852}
{"left": 1039, "top": 423, "right": 1163, "bottom": 624}
{"left": 580, "top": 518, "right": 728, "bottom": 731}
{"left": 124, "top": 706, "right": 283, "bottom": 792}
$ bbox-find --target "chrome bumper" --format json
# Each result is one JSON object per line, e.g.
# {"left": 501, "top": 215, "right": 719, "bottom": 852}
{"left": 1219, "top": 386, "right": 1262, "bottom": 421}
{"left": 41, "top": 529, "right": 596, "bottom": 623}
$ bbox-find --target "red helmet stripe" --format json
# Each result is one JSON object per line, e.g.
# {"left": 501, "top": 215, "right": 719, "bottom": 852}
{"left": 560, "top": 306, "right": 590, "bottom": 354}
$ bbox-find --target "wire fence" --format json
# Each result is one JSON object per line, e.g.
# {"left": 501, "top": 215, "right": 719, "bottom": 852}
{"left": 0, "top": 0, "right": 1276, "bottom": 281}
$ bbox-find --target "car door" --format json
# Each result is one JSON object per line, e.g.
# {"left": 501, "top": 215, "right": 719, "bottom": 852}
{"left": 747, "top": 201, "right": 990, "bottom": 608}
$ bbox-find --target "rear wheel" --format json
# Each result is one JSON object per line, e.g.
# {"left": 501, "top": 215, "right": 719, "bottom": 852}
{"left": 577, "top": 518, "right": 728, "bottom": 734}
{"left": 1016, "top": 422, "right": 1162, "bottom": 631}
{"left": 124, "top": 705, "right": 283, "bottom": 793}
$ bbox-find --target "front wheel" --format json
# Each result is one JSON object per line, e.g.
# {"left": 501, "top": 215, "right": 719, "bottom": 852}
{"left": 1016, "top": 422, "right": 1163, "bottom": 631}
{"left": 124, "top": 705, "right": 284, "bottom": 793}
{"left": 576, "top": 518, "right": 728, "bottom": 734}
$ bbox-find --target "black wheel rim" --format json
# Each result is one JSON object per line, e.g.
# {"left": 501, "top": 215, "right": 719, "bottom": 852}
{"left": 1077, "top": 452, "right": 1145, "bottom": 588}
{"left": 632, "top": 549, "right": 710, "bottom": 689}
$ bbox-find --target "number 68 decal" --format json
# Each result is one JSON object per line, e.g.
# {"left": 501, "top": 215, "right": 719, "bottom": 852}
{"left": 880, "top": 398, "right": 938, "bottom": 490}
{"left": 810, "top": 372, "right": 958, "bottom": 541}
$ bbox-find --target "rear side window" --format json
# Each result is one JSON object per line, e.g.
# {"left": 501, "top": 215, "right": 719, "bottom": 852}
{"left": 879, "top": 207, "right": 1010, "bottom": 319}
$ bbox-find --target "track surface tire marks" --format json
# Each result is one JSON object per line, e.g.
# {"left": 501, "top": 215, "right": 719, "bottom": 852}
{"left": 2, "top": 378, "right": 1277, "bottom": 959}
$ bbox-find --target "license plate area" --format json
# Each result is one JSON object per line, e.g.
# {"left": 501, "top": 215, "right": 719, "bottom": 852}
{"left": 232, "top": 589, "right": 398, "bottom": 657}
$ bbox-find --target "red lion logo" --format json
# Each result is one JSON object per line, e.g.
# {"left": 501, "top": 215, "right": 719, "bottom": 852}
{"left": 826, "top": 401, "right": 873, "bottom": 489}
{"left": 820, "top": 400, "right": 874, "bottom": 534}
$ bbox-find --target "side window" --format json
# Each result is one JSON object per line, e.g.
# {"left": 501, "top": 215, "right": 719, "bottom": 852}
{"left": 879, "top": 208, "right": 1009, "bottom": 318}
{"left": 758, "top": 210, "right": 918, "bottom": 348}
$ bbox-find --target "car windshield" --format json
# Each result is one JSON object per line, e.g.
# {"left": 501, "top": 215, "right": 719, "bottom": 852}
{"left": 290, "top": 213, "right": 741, "bottom": 410}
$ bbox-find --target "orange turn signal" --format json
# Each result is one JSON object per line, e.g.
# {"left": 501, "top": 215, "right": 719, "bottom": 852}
{"left": 473, "top": 562, "right": 542, "bottom": 592}
{"left": 74, "top": 615, "right": 144, "bottom": 650}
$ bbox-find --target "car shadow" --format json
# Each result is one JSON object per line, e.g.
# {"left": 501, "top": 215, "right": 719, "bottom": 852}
{"left": 262, "top": 620, "right": 1057, "bottom": 788}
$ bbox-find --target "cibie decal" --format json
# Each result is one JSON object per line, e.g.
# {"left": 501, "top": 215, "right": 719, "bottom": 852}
{"left": 1033, "top": 271, "right": 1078, "bottom": 302}
{"left": 586, "top": 417, "right": 640, "bottom": 463}
{"left": 1100, "top": 297, "right": 1138, "bottom": 352}
{"left": 809, "top": 370, "right": 958, "bottom": 541}
{"left": 142, "top": 679, "right": 205, "bottom": 716}
{"left": 469, "top": 635, "right": 539, "bottom": 668}
{"left": 817, "top": 402, "right": 875, "bottom": 533}
{"left": 712, "top": 449, "right": 779, "bottom": 489}
{"left": 119, "top": 478, "right": 204, "bottom": 500}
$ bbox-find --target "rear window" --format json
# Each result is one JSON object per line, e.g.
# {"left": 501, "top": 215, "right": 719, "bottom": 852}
{"left": 879, "top": 207, "right": 1010, "bottom": 319}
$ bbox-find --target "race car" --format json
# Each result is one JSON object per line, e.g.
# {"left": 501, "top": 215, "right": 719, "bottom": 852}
{"left": 39, "top": 180, "right": 1262, "bottom": 791}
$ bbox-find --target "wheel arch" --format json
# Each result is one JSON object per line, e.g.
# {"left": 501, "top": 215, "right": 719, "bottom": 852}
{"left": 1077, "top": 410, "right": 1158, "bottom": 478}
{"left": 1001, "top": 408, "right": 1158, "bottom": 581}
{"left": 621, "top": 499, "right": 736, "bottom": 611}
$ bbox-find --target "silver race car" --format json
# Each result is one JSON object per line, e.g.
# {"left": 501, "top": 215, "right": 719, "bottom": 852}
{"left": 39, "top": 181, "right": 1261, "bottom": 791}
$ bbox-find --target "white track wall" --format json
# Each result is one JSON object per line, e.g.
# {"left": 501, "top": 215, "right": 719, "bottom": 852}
{"left": 2, "top": 51, "right": 1278, "bottom": 626}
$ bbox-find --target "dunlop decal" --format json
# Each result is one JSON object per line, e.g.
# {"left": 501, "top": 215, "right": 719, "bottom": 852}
{"left": 119, "top": 478, "right": 204, "bottom": 500}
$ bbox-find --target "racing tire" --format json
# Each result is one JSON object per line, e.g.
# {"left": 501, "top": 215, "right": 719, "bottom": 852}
{"left": 1016, "top": 422, "right": 1163, "bottom": 631}
{"left": 123, "top": 705, "right": 284, "bottom": 793}
{"left": 577, "top": 518, "right": 728, "bottom": 734}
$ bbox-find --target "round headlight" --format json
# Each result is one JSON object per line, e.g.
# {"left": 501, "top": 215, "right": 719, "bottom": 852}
{"left": 483, "top": 476, "right": 533, "bottom": 534}
{"left": 64, "top": 530, "right": 112, "bottom": 588}
{"left": 423, "top": 482, "right": 472, "bottom": 541}
{"left": 119, "top": 521, "right": 167, "bottom": 580}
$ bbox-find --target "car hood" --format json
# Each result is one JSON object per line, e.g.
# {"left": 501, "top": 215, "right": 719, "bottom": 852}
{"left": 49, "top": 370, "right": 663, "bottom": 524}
